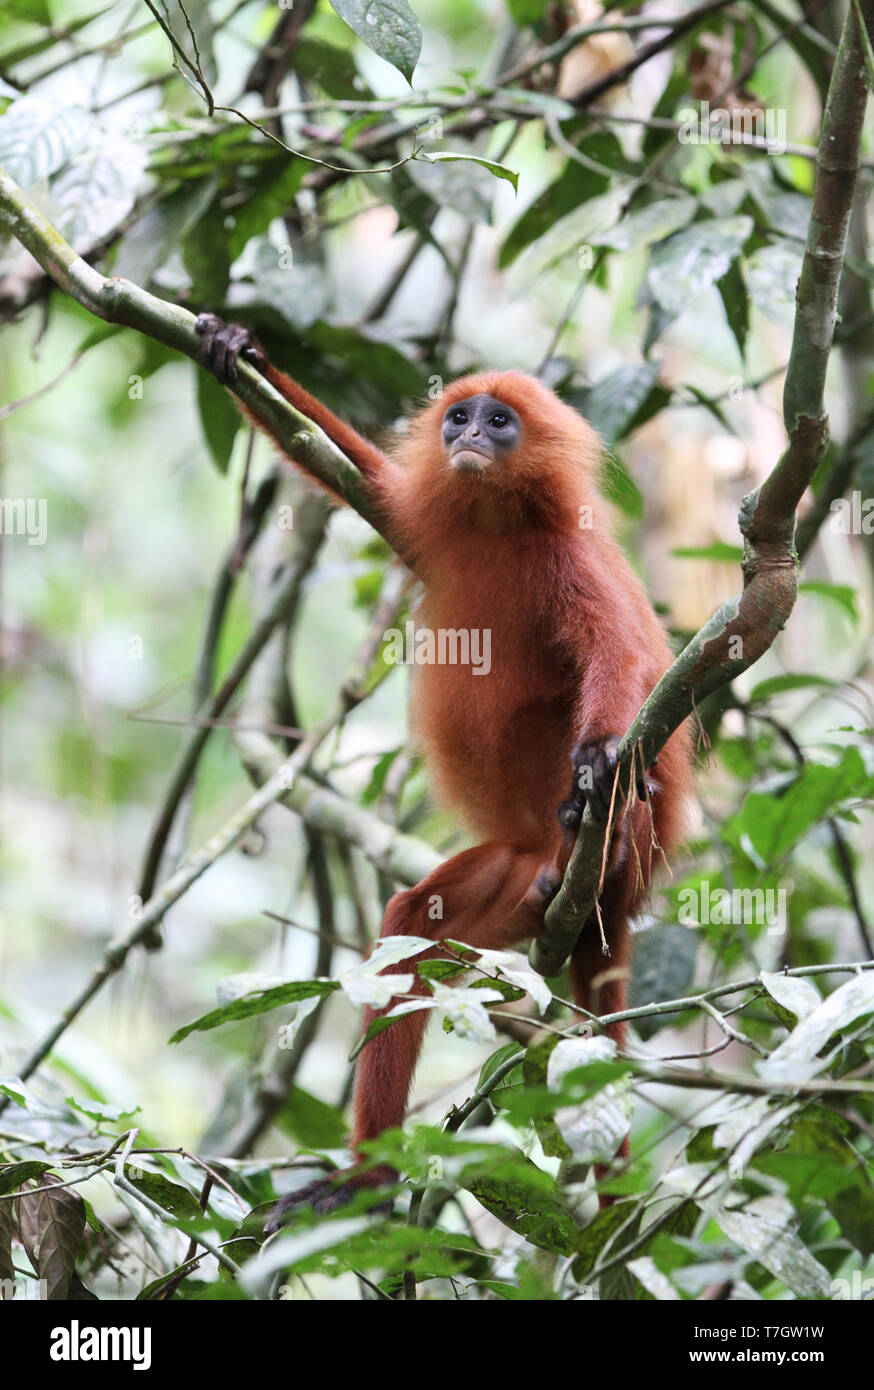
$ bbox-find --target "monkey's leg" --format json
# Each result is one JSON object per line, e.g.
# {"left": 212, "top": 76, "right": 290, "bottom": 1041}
{"left": 267, "top": 842, "right": 546, "bottom": 1225}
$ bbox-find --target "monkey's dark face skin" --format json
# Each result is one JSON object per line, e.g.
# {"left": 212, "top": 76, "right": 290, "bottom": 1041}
{"left": 441, "top": 393, "right": 522, "bottom": 473}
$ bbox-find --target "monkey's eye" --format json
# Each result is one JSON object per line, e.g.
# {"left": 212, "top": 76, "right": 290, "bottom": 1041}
{"left": 490, "top": 412, "right": 509, "bottom": 429}
{"left": 448, "top": 408, "right": 468, "bottom": 426}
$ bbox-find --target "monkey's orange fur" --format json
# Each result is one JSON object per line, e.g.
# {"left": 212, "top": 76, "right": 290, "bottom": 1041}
{"left": 250, "top": 357, "right": 693, "bottom": 1186}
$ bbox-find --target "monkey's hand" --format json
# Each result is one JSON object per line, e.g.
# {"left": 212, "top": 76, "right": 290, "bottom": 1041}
{"left": 558, "top": 735, "right": 656, "bottom": 829}
{"left": 264, "top": 1164, "right": 397, "bottom": 1232}
{"left": 196, "top": 312, "right": 267, "bottom": 385}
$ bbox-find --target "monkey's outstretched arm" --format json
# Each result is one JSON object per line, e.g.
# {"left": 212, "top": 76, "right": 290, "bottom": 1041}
{"left": 196, "top": 313, "right": 394, "bottom": 492}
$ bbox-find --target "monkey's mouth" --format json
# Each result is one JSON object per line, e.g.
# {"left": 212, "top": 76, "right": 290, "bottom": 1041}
{"left": 451, "top": 447, "right": 492, "bottom": 473}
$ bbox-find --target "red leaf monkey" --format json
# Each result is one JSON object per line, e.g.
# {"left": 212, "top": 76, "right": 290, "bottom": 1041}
{"left": 196, "top": 314, "right": 693, "bottom": 1219}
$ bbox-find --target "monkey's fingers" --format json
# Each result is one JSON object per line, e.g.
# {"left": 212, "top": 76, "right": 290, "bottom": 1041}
{"left": 557, "top": 797, "right": 582, "bottom": 832}
{"left": 571, "top": 735, "right": 621, "bottom": 824}
{"left": 196, "top": 313, "right": 265, "bottom": 385}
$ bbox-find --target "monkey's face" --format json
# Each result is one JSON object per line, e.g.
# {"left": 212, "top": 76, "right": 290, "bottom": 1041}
{"left": 441, "top": 394, "right": 521, "bottom": 474}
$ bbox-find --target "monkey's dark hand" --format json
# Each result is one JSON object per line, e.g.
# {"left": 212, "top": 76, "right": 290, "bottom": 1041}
{"left": 558, "top": 735, "right": 655, "bottom": 830}
{"left": 264, "top": 1165, "right": 397, "bottom": 1233}
{"left": 196, "top": 312, "right": 267, "bottom": 385}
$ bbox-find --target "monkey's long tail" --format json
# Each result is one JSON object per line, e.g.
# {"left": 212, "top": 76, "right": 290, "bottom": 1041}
{"left": 352, "top": 841, "right": 548, "bottom": 1151}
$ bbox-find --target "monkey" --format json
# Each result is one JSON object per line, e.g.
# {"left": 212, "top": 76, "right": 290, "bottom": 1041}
{"left": 196, "top": 312, "right": 694, "bottom": 1222}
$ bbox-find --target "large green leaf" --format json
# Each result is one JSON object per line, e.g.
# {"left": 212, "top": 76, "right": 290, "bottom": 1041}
{"left": 629, "top": 925, "right": 698, "bottom": 1039}
{"left": 196, "top": 366, "right": 241, "bottom": 474}
{"left": 276, "top": 1086, "right": 347, "bottom": 1149}
{"left": 0, "top": 95, "right": 90, "bottom": 187}
{"left": 169, "top": 980, "right": 339, "bottom": 1043}
{"left": 578, "top": 363, "right": 668, "bottom": 445}
{"left": 726, "top": 747, "right": 873, "bottom": 865}
{"left": 499, "top": 131, "right": 622, "bottom": 267}
{"left": 329, "top": 0, "right": 422, "bottom": 83}
{"left": 647, "top": 216, "right": 753, "bottom": 317}
{"left": 593, "top": 195, "right": 696, "bottom": 253}
{"left": 462, "top": 1152, "right": 577, "bottom": 1255}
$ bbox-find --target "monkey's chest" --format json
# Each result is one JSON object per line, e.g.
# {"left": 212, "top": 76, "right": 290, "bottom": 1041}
{"left": 411, "top": 596, "right": 573, "bottom": 841}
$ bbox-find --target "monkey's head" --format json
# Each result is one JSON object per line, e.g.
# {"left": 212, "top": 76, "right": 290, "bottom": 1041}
{"left": 440, "top": 393, "right": 522, "bottom": 475}
{"left": 401, "top": 371, "right": 601, "bottom": 528}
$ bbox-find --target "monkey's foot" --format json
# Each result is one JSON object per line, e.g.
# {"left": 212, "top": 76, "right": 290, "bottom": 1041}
{"left": 527, "top": 865, "right": 562, "bottom": 909}
{"left": 264, "top": 1164, "right": 397, "bottom": 1232}
{"left": 559, "top": 735, "right": 658, "bottom": 832}
{"left": 196, "top": 312, "right": 266, "bottom": 385}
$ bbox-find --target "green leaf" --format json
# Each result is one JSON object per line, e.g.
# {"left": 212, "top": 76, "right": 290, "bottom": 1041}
{"left": 0, "top": 95, "right": 90, "bottom": 186}
{"left": 830, "top": 1179, "right": 874, "bottom": 1259}
{"left": 572, "top": 1198, "right": 637, "bottom": 1282}
{"left": 505, "top": 0, "right": 550, "bottom": 27}
{"left": 747, "top": 672, "right": 836, "bottom": 702}
{"left": 126, "top": 1170, "right": 202, "bottom": 1220}
{"left": 227, "top": 162, "right": 306, "bottom": 262}
{"left": 182, "top": 198, "right": 231, "bottom": 303}
{"left": 418, "top": 151, "right": 518, "bottom": 194}
{"left": 798, "top": 581, "right": 858, "bottom": 621}
{"left": 629, "top": 926, "right": 698, "bottom": 1039}
{"left": 476, "top": 1041, "right": 523, "bottom": 1094}
{"left": 522, "top": 1035, "right": 570, "bottom": 1157}
{"left": 169, "top": 980, "right": 338, "bottom": 1043}
{"left": 647, "top": 216, "right": 753, "bottom": 317}
{"left": 66, "top": 1096, "right": 141, "bottom": 1124}
{"left": 672, "top": 541, "right": 743, "bottom": 562}
{"left": 0, "top": 1160, "right": 51, "bottom": 1195}
{"left": 600, "top": 453, "right": 644, "bottom": 518}
{"left": 579, "top": 363, "right": 667, "bottom": 445}
{"left": 306, "top": 321, "right": 427, "bottom": 397}
{"left": 276, "top": 1086, "right": 347, "bottom": 1149}
{"left": 717, "top": 256, "right": 748, "bottom": 358}
{"left": 329, "top": 0, "right": 422, "bottom": 83}
{"left": 196, "top": 365, "right": 241, "bottom": 474}
{"left": 593, "top": 195, "right": 696, "bottom": 253}
{"left": 462, "top": 1153, "right": 577, "bottom": 1255}
{"left": 728, "top": 747, "right": 873, "bottom": 865}
{"left": 293, "top": 37, "right": 369, "bottom": 99}
{"left": 5, "top": 0, "right": 52, "bottom": 18}
{"left": 417, "top": 958, "right": 468, "bottom": 981}
{"left": 499, "top": 131, "right": 622, "bottom": 267}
